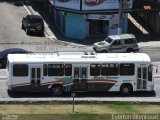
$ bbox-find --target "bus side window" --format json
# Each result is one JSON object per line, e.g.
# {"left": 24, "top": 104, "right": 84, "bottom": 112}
{"left": 90, "top": 64, "right": 100, "bottom": 76}
{"left": 13, "top": 64, "right": 28, "bottom": 76}
{"left": 101, "top": 64, "right": 119, "bottom": 76}
{"left": 120, "top": 63, "right": 135, "bottom": 76}
{"left": 48, "top": 64, "right": 64, "bottom": 76}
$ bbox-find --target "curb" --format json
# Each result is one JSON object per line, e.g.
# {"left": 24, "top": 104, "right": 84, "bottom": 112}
{"left": 0, "top": 98, "right": 160, "bottom": 104}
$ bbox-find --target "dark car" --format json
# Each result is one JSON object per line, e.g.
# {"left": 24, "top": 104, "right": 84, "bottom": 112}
{"left": 22, "top": 15, "right": 44, "bottom": 36}
{"left": 0, "top": 48, "right": 29, "bottom": 68}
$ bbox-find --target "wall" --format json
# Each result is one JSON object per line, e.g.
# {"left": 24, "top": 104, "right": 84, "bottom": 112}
{"left": 65, "top": 13, "right": 86, "bottom": 40}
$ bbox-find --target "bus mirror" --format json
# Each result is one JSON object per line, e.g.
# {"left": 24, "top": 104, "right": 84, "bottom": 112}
{"left": 156, "top": 68, "right": 158, "bottom": 73}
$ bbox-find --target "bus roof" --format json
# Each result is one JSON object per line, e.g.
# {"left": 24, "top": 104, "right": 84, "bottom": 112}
{"left": 7, "top": 52, "right": 151, "bottom": 64}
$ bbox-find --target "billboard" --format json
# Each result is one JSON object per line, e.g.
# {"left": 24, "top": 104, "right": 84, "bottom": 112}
{"left": 82, "top": 0, "right": 132, "bottom": 11}
{"left": 54, "top": 0, "right": 132, "bottom": 11}
{"left": 55, "top": 0, "right": 81, "bottom": 10}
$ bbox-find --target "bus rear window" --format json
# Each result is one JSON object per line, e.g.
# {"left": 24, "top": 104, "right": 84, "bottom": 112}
{"left": 13, "top": 64, "right": 28, "bottom": 76}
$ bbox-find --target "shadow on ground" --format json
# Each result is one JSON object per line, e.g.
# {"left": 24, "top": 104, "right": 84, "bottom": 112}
{"left": 8, "top": 90, "right": 156, "bottom": 98}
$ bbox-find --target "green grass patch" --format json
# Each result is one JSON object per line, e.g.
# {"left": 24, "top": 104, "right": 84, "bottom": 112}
{"left": 0, "top": 103, "right": 160, "bottom": 120}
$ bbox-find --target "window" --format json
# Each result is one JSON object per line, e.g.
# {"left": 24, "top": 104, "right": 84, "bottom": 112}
{"left": 31, "top": 68, "right": 35, "bottom": 78}
{"left": 143, "top": 67, "right": 147, "bottom": 79}
{"left": 124, "top": 39, "right": 135, "bottom": 44}
{"left": 74, "top": 67, "right": 79, "bottom": 78}
{"left": 148, "top": 66, "right": 152, "bottom": 81}
{"left": 120, "top": 63, "right": 135, "bottom": 76}
{"left": 112, "top": 40, "right": 121, "bottom": 46}
{"left": 138, "top": 67, "right": 141, "bottom": 78}
{"left": 65, "top": 64, "right": 72, "bottom": 76}
{"left": 43, "top": 64, "right": 48, "bottom": 76}
{"left": 81, "top": 67, "right": 87, "bottom": 78}
{"left": 48, "top": 64, "right": 64, "bottom": 76}
{"left": 105, "top": 37, "right": 113, "bottom": 43}
{"left": 90, "top": 64, "right": 100, "bottom": 76}
{"left": 101, "top": 63, "right": 119, "bottom": 76}
{"left": 13, "top": 64, "right": 28, "bottom": 76}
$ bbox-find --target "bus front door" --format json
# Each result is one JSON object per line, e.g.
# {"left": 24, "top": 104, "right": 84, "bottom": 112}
{"left": 31, "top": 67, "right": 41, "bottom": 86}
{"left": 137, "top": 65, "right": 147, "bottom": 91}
{"left": 73, "top": 67, "right": 88, "bottom": 92}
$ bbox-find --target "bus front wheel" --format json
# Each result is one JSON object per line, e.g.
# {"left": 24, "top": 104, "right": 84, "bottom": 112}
{"left": 120, "top": 84, "right": 133, "bottom": 95}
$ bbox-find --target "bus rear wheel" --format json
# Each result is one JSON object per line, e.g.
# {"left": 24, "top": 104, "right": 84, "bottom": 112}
{"left": 120, "top": 84, "right": 132, "bottom": 95}
{"left": 51, "top": 86, "right": 62, "bottom": 96}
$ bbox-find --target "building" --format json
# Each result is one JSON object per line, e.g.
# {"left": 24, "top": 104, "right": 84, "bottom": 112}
{"left": 44, "top": 0, "right": 133, "bottom": 40}
{"left": 131, "top": 0, "right": 160, "bottom": 36}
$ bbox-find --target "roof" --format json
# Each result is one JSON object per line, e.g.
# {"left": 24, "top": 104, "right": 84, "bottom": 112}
{"left": 7, "top": 52, "right": 151, "bottom": 64}
{"left": 108, "top": 34, "right": 135, "bottom": 40}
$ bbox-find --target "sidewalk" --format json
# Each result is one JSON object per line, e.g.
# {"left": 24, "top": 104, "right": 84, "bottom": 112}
{"left": 24, "top": 3, "right": 160, "bottom": 49}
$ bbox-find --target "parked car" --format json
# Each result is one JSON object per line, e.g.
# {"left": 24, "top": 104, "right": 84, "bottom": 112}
{"left": 93, "top": 34, "right": 139, "bottom": 53}
{"left": 22, "top": 15, "right": 44, "bottom": 36}
{"left": 0, "top": 48, "right": 29, "bottom": 68}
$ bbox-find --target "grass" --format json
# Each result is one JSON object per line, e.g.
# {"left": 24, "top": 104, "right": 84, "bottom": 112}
{"left": 0, "top": 103, "right": 160, "bottom": 120}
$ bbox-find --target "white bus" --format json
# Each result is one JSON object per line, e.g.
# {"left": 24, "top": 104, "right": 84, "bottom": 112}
{"left": 7, "top": 52, "right": 154, "bottom": 96}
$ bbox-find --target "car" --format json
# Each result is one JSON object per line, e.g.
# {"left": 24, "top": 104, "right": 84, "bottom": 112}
{"left": 0, "top": 48, "right": 30, "bottom": 68}
{"left": 93, "top": 34, "right": 139, "bottom": 53}
{"left": 22, "top": 15, "right": 44, "bottom": 36}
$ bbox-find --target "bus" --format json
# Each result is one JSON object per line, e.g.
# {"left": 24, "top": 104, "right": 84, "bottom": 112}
{"left": 7, "top": 52, "right": 154, "bottom": 96}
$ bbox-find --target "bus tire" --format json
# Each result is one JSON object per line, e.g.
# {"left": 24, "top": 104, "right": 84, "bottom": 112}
{"left": 120, "top": 84, "right": 133, "bottom": 95}
{"left": 51, "top": 85, "right": 62, "bottom": 96}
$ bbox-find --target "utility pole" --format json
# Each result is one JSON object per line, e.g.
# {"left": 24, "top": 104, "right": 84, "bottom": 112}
{"left": 118, "top": 0, "right": 123, "bottom": 34}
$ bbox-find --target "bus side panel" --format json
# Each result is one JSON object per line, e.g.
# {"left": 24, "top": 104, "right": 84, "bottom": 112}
{"left": 109, "top": 76, "right": 136, "bottom": 92}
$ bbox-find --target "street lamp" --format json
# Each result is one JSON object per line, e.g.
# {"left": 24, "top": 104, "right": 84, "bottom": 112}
{"left": 118, "top": 0, "right": 123, "bottom": 34}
